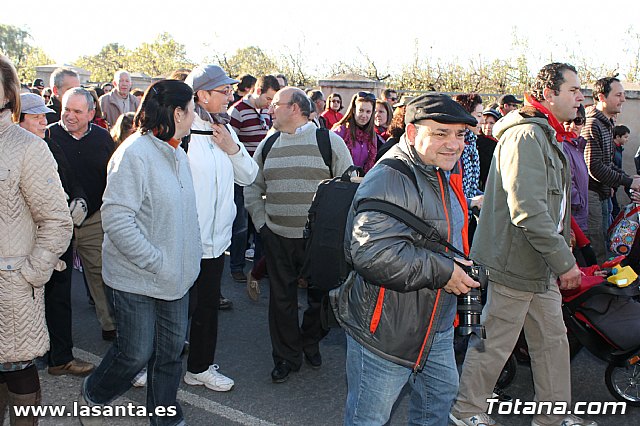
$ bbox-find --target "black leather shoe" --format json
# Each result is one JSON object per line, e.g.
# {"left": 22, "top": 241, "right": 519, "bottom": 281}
{"left": 219, "top": 295, "right": 233, "bottom": 310}
{"left": 101, "top": 329, "right": 116, "bottom": 341}
{"left": 271, "top": 361, "right": 299, "bottom": 383}
{"left": 304, "top": 351, "right": 322, "bottom": 369}
{"left": 230, "top": 271, "right": 247, "bottom": 283}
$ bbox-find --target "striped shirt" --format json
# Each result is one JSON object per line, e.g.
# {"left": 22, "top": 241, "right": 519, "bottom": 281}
{"left": 582, "top": 106, "right": 632, "bottom": 199}
{"left": 244, "top": 123, "right": 353, "bottom": 238}
{"left": 228, "top": 97, "right": 271, "bottom": 156}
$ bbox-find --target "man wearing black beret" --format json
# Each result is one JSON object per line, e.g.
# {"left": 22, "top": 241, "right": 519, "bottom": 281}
{"left": 331, "top": 93, "right": 480, "bottom": 424}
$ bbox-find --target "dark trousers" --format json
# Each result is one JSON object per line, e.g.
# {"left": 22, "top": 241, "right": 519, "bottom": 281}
{"left": 44, "top": 244, "right": 74, "bottom": 367}
{"left": 261, "top": 226, "right": 327, "bottom": 369}
{"left": 229, "top": 184, "right": 248, "bottom": 273}
{"left": 187, "top": 256, "right": 224, "bottom": 374}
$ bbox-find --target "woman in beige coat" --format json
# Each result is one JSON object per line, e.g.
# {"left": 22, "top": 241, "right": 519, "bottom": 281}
{"left": 0, "top": 55, "right": 73, "bottom": 424}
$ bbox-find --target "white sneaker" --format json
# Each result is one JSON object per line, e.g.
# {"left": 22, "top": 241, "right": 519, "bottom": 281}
{"left": 245, "top": 248, "right": 255, "bottom": 260}
{"left": 184, "top": 364, "right": 234, "bottom": 391}
{"left": 532, "top": 414, "right": 597, "bottom": 426}
{"left": 132, "top": 368, "right": 147, "bottom": 387}
{"left": 449, "top": 412, "right": 498, "bottom": 426}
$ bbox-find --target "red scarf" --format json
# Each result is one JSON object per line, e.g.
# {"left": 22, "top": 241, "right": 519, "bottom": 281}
{"left": 524, "top": 93, "right": 576, "bottom": 142}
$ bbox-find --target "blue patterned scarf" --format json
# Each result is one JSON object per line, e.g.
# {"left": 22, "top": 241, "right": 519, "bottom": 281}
{"left": 461, "top": 129, "right": 481, "bottom": 199}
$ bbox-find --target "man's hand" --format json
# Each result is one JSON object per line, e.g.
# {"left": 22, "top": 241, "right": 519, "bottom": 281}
{"left": 558, "top": 264, "right": 581, "bottom": 290}
{"left": 69, "top": 198, "right": 88, "bottom": 227}
{"left": 470, "top": 195, "right": 484, "bottom": 210}
{"left": 443, "top": 258, "right": 481, "bottom": 295}
{"left": 630, "top": 175, "right": 640, "bottom": 192}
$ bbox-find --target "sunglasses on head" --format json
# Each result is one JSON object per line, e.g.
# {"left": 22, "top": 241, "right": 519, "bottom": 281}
{"left": 357, "top": 91, "right": 376, "bottom": 101}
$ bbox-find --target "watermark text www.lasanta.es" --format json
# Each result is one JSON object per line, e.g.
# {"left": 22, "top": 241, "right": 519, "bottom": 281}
{"left": 486, "top": 398, "right": 626, "bottom": 416}
{"left": 12, "top": 402, "right": 177, "bottom": 418}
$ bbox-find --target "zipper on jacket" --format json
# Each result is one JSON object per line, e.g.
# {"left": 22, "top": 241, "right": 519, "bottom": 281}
{"left": 412, "top": 171, "right": 451, "bottom": 371}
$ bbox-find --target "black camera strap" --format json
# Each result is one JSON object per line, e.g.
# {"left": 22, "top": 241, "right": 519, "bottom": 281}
{"left": 356, "top": 199, "right": 469, "bottom": 261}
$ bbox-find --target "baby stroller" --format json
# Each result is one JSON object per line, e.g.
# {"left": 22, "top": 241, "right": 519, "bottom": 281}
{"left": 561, "top": 266, "right": 640, "bottom": 406}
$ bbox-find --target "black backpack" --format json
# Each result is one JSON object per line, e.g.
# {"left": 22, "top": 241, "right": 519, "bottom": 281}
{"left": 304, "top": 158, "right": 418, "bottom": 292}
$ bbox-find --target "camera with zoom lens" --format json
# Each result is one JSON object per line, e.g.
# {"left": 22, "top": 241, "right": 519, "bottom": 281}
{"left": 456, "top": 262, "right": 489, "bottom": 339}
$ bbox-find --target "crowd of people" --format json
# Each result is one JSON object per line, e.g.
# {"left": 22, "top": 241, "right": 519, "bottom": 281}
{"left": 1, "top": 52, "right": 636, "bottom": 426}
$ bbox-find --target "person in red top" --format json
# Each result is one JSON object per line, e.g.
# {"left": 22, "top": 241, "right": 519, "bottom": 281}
{"left": 320, "top": 92, "right": 343, "bottom": 129}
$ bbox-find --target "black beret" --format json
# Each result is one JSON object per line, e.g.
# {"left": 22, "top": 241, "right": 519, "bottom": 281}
{"left": 405, "top": 93, "right": 477, "bottom": 127}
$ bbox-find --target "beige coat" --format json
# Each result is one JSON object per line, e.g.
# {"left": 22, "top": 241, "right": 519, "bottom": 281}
{"left": 0, "top": 110, "right": 73, "bottom": 363}
{"left": 99, "top": 91, "right": 140, "bottom": 127}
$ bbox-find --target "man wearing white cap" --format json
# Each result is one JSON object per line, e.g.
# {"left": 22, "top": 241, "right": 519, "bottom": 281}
{"left": 19, "top": 93, "right": 95, "bottom": 377}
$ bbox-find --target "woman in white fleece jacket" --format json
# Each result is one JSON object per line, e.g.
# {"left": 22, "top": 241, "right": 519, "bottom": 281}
{"left": 182, "top": 65, "right": 258, "bottom": 392}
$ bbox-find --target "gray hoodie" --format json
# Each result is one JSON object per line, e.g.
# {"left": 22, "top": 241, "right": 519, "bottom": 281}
{"left": 101, "top": 132, "right": 202, "bottom": 300}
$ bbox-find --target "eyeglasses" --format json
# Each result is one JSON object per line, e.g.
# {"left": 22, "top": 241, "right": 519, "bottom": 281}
{"left": 209, "top": 86, "right": 233, "bottom": 96}
{"left": 330, "top": 99, "right": 341, "bottom": 104}
{"left": 357, "top": 92, "right": 376, "bottom": 101}
{"left": 570, "top": 117, "right": 585, "bottom": 126}
{"left": 269, "top": 101, "right": 292, "bottom": 109}
{"left": 387, "top": 97, "right": 398, "bottom": 101}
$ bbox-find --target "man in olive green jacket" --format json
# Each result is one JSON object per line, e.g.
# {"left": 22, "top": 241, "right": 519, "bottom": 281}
{"left": 451, "top": 63, "right": 597, "bottom": 426}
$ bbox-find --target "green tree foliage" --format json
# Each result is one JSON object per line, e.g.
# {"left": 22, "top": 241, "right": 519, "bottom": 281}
{"left": 17, "top": 46, "right": 54, "bottom": 83}
{"left": 74, "top": 34, "right": 194, "bottom": 82}
{"left": 0, "top": 24, "right": 55, "bottom": 83}
{"left": 0, "top": 24, "right": 30, "bottom": 66}
{"left": 74, "top": 43, "right": 129, "bottom": 82}
{"left": 216, "top": 46, "right": 277, "bottom": 80}
{"left": 129, "top": 33, "right": 194, "bottom": 78}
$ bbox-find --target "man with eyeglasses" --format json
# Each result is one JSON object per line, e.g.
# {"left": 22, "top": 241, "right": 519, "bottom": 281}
{"left": 382, "top": 88, "right": 398, "bottom": 106}
{"left": 497, "top": 94, "right": 523, "bottom": 117}
{"left": 451, "top": 63, "right": 597, "bottom": 426}
{"left": 245, "top": 87, "right": 352, "bottom": 384}
{"left": 582, "top": 76, "right": 640, "bottom": 263}
{"left": 331, "top": 93, "right": 480, "bottom": 425}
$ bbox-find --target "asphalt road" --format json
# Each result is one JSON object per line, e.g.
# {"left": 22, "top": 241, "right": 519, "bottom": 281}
{"left": 26, "top": 258, "right": 640, "bottom": 426}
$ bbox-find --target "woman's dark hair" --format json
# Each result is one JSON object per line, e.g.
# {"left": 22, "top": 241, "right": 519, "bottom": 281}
{"left": 111, "top": 112, "right": 136, "bottom": 146}
{"left": 453, "top": 93, "right": 483, "bottom": 114}
{"left": 326, "top": 92, "right": 343, "bottom": 112}
{"left": 375, "top": 100, "right": 393, "bottom": 127}
{"left": 134, "top": 79, "right": 193, "bottom": 141}
{"left": 387, "top": 105, "right": 407, "bottom": 140}
{"left": 576, "top": 104, "right": 586, "bottom": 118}
{"left": 614, "top": 124, "right": 630, "bottom": 138}
{"left": 336, "top": 92, "right": 377, "bottom": 143}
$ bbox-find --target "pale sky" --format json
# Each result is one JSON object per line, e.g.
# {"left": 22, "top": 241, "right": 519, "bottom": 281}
{"left": 3, "top": 0, "right": 640, "bottom": 79}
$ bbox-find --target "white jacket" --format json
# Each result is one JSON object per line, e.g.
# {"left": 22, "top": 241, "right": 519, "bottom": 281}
{"left": 188, "top": 115, "right": 258, "bottom": 258}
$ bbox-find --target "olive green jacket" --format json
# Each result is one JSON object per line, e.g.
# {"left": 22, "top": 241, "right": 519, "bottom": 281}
{"left": 471, "top": 107, "right": 575, "bottom": 293}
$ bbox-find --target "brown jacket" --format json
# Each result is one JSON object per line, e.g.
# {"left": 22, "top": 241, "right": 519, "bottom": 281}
{"left": 99, "top": 91, "right": 140, "bottom": 127}
{"left": 0, "top": 111, "right": 73, "bottom": 363}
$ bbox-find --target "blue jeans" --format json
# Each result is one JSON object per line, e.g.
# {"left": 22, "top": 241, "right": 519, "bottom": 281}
{"left": 230, "top": 184, "right": 248, "bottom": 273}
{"left": 83, "top": 288, "right": 189, "bottom": 426}
{"left": 344, "top": 328, "right": 458, "bottom": 426}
